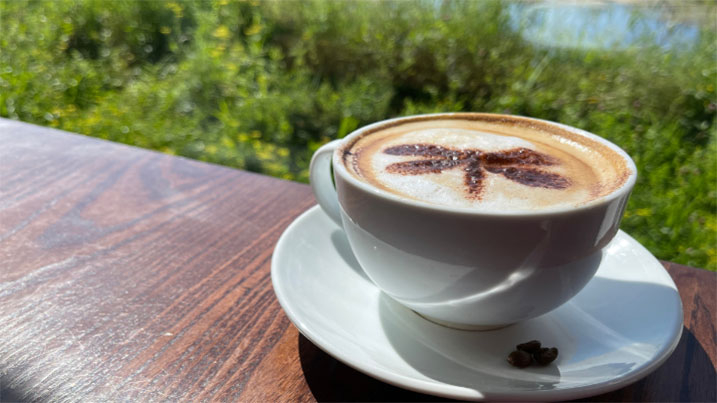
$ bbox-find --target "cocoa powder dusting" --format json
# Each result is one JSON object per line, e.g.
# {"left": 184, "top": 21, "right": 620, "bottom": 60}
{"left": 386, "top": 158, "right": 463, "bottom": 174}
{"left": 463, "top": 159, "right": 484, "bottom": 195}
{"left": 383, "top": 144, "right": 570, "bottom": 199}
{"left": 483, "top": 147, "right": 556, "bottom": 166}
{"left": 384, "top": 143, "right": 467, "bottom": 160}
{"left": 485, "top": 166, "right": 570, "bottom": 189}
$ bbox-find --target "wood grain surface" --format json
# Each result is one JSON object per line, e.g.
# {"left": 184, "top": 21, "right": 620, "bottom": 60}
{"left": 0, "top": 119, "right": 715, "bottom": 402}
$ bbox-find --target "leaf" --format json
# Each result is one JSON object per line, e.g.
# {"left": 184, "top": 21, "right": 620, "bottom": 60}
{"left": 337, "top": 116, "right": 359, "bottom": 138}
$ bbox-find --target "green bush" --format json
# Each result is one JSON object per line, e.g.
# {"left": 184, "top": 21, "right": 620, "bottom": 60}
{"left": 1, "top": 0, "right": 715, "bottom": 270}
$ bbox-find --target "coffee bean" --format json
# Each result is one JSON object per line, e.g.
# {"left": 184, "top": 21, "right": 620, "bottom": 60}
{"left": 507, "top": 350, "right": 532, "bottom": 368}
{"left": 516, "top": 339, "right": 541, "bottom": 353}
{"left": 534, "top": 347, "right": 559, "bottom": 365}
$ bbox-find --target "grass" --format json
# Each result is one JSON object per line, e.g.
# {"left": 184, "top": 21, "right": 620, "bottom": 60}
{"left": 1, "top": 0, "right": 715, "bottom": 270}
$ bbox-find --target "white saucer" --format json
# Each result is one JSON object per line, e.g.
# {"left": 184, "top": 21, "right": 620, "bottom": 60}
{"left": 271, "top": 206, "right": 683, "bottom": 401}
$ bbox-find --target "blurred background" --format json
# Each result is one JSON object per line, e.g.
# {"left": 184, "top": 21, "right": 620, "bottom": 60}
{"left": 1, "top": 0, "right": 715, "bottom": 270}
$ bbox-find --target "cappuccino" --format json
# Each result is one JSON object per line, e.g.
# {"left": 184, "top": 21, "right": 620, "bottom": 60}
{"left": 341, "top": 114, "right": 631, "bottom": 211}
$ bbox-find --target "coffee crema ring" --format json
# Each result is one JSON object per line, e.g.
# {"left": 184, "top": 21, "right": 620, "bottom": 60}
{"left": 342, "top": 115, "right": 631, "bottom": 211}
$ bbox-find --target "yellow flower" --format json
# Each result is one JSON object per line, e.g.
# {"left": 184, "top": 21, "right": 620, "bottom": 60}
{"left": 213, "top": 25, "right": 231, "bottom": 40}
{"left": 166, "top": 2, "right": 184, "bottom": 18}
{"left": 634, "top": 208, "right": 651, "bottom": 217}
{"left": 221, "top": 136, "right": 235, "bottom": 149}
{"left": 210, "top": 44, "right": 226, "bottom": 58}
{"left": 245, "top": 24, "right": 262, "bottom": 36}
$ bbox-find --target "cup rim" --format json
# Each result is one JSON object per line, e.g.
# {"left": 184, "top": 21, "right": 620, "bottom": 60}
{"left": 332, "top": 112, "right": 638, "bottom": 217}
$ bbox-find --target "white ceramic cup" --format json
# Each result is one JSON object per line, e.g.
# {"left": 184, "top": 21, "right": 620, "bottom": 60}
{"left": 310, "top": 113, "right": 637, "bottom": 330}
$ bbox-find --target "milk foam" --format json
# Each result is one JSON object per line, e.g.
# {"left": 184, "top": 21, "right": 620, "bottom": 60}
{"left": 343, "top": 116, "right": 629, "bottom": 211}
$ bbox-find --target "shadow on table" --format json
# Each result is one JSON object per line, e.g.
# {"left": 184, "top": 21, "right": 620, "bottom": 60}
{"left": 299, "top": 326, "right": 714, "bottom": 402}
{"left": 0, "top": 378, "right": 25, "bottom": 403}
{"left": 298, "top": 333, "right": 456, "bottom": 402}
{"left": 577, "top": 326, "right": 716, "bottom": 402}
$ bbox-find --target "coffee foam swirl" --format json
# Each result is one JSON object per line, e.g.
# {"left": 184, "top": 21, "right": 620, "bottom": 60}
{"left": 342, "top": 116, "right": 631, "bottom": 211}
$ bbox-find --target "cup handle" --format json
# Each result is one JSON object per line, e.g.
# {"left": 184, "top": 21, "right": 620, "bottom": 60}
{"left": 309, "top": 140, "right": 343, "bottom": 227}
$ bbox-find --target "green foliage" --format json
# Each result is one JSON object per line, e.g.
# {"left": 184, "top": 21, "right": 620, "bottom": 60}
{"left": 1, "top": 0, "right": 715, "bottom": 270}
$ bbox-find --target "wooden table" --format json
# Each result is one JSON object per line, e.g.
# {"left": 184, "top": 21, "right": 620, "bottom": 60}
{"left": 0, "top": 119, "right": 714, "bottom": 402}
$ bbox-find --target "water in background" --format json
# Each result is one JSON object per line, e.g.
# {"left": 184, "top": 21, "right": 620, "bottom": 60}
{"left": 508, "top": 1, "right": 701, "bottom": 50}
